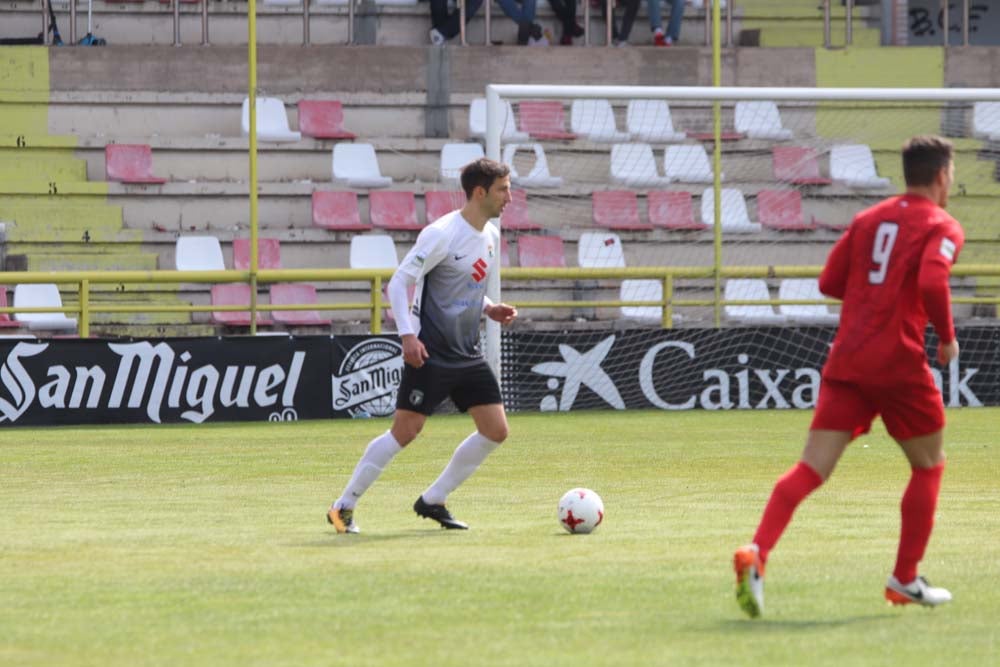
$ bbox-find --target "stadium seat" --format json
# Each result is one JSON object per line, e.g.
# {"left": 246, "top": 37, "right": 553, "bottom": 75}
{"left": 517, "top": 234, "right": 566, "bottom": 268}
{"left": 772, "top": 146, "right": 832, "bottom": 185}
{"left": 517, "top": 101, "right": 576, "bottom": 140}
{"left": 369, "top": 191, "right": 422, "bottom": 231}
{"left": 440, "top": 143, "right": 485, "bottom": 183}
{"left": 501, "top": 189, "right": 541, "bottom": 230}
{"left": 830, "top": 144, "right": 891, "bottom": 189}
{"left": 332, "top": 143, "right": 393, "bottom": 188}
{"left": 647, "top": 191, "right": 706, "bottom": 230}
{"left": 0, "top": 287, "right": 20, "bottom": 328}
{"left": 972, "top": 101, "right": 1000, "bottom": 139}
{"left": 312, "top": 191, "right": 371, "bottom": 231}
{"left": 756, "top": 190, "right": 817, "bottom": 231}
{"left": 349, "top": 235, "right": 401, "bottom": 322}
{"left": 210, "top": 284, "right": 273, "bottom": 326}
{"left": 425, "top": 190, "right": 466, "bottom": 223}
{"left": 626, "top": 100, "right": 686, "bottom": 143}
{"left": 723, "top": 279, "right": 787, "bottom": 324}
{"left": 175, "top": 236, "right": 225, "bottom": 271}
{"left": 620, "top": 280, "right": 663, "bottom": 322}
{"left": 734, "top": 101, "right": 793, "bottom": 141}
{"left": 13, "top": 284, "right": 78, "bottom": 332}
{"left": 232, "top": 237, "right": 282, "bottom": 271}
{"left": 700, "top": 188, "right": 762, "bottom": 233}
{"left": 663, "top": 145, "right": 716, "bottom": 183}
{"left": 609, "top": 143, "right": 670, "bottom": 187}
{"left": 298, "top": 100, "right": 356, "bottom": 140}
{"left": 503, "top": 144, "right": 564, "bottom": 188}
{"left": 270, "top": 283, "right": 332, "bottom": 326}
{"left": 104, "top": 144, "right": 167, "bottom": 184}
{"left": 349, "top": 235, "right": 398, "bottom": 269}
{"left": 468, "top": 98, "right": 528, "bottom": 141}
{"left": 499, "top": 235, "right": 511, "bottom": 268}
{"left": 778, "top": 278, "right": 839, "bottom": 325}
{"left": 577, "top": 231, "right": 625, "bottom": 268}
{"left": 241, "top": 97, "right": 301, "bottom": 143}
{"left": 570, "top": 100, "right": 629, "bottom": 142}
{"left": 592, "top": 190, "right": 652, "bottom": 231}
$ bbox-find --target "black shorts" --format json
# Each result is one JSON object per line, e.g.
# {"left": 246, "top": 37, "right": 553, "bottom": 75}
{"left": 396, "top": 360, "right": 503, "bottom": 415}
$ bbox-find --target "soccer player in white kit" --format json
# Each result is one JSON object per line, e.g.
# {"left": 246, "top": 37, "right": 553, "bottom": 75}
{"left": 327, "top": 158, "right": 518, "bottom": 532}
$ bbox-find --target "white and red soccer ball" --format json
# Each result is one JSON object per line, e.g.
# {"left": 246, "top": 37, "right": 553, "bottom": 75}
{"left": 558, "top": 488, "right": 604, "bottom": 534}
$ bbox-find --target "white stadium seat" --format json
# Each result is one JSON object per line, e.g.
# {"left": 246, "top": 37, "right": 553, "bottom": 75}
{"left": 830, "top": 144, "right": 891, "bottom": 189}
{"left": 13, "top": 284, "right": 78, "bottom": 332}
{"left": 175, "top": 236, "right": 225, "bottom": 271}
{"left": 700, "top": 188, "right": 762, "bottom": 233}
{"left": 778, "top": 278, "right": 839, "bottom": 325}
{"left": 468, "top": 98, "right": 528, "bottom": 141}
{"left": 440, "top": 143, "right": 485, "bottom": 183}
{"left": 626, "top": 99, "right": 686, "bottom": 143}
{"left": 734, "top": 101, "right": 794, "bottom": 140}
{"left": 664, "top": 144, "right": 716, "bottom": 183}
{"left": 241, "top": 97, "right": 301, "bottom": 143}
{"left": 724, "top": 279, "right": 787, "bottom": 325}
{"left": 333, "top": 143, "right": 393, "bottom": 188}
{"left": 571, "top": 100, "right": 629, "bottom": 142}
{"left": 609, "top": 143, "right": 670, "bottom": 187}
{"left": 503, "top": 143, "right": 564, "bottom": 188}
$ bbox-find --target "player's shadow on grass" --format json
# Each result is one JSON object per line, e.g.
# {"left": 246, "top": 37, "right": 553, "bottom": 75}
{"left": 715, "top": 613, "right": 894, "bottom": 631}
{"left": 294, "top": 530, "right": 472, "bottom": 548}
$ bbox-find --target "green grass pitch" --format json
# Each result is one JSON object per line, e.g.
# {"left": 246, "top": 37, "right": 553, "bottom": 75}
{"left": 2, "top": 408, "right": 998, "bottom": 666}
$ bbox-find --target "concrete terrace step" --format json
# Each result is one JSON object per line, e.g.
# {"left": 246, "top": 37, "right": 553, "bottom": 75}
{"left": 0, "top": 154, "right": 89, "bottom": 182}
{"left": 15, "top": 252, "right": 159, "bottom": 272}
{"left": 3, "top": 221, "right": 142, "bottom": 243}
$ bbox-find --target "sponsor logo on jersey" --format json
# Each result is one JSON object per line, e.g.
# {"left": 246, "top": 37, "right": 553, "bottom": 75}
{"left": 471, "top": 258, "right": 488, "bottom": 283}
{"left": 940, "top": 237, "right": 956, "bottom": 262}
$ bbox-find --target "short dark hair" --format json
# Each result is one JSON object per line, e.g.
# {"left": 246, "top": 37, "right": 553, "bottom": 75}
{"left": 460, "top": 158, "right": 510, "bottom": 199}
{"left": 902, "top": 135, "right": 953, "bottom": 187}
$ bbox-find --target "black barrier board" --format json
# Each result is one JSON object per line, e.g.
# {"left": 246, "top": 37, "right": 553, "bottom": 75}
{"left": 0, "top": 337, "right": 331, "bottom": 426}
{"left": 502, "top": 327, "right": 1000, "bottom": 413}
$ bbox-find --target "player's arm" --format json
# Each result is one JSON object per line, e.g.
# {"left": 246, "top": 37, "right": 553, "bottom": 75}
{"left": 480, "top": 228, "right": 517, "bottom": 325}
{"left": 390, "top": 227, "right": 447, "bottom": 367}
{"left": 919, "top": 222, "right": 965, "bottom": 364}
{"left": 817, "top": 226, "right": 853, "bottom": 300}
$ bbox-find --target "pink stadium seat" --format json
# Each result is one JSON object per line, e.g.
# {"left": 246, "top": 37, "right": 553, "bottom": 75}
{"left": 757, "top": 190, "right": 817, "bottom": 231}
{"left": 425, "top": 190, "right": 466, "bottom": 223}
{"left": 270, "top": 283, "right": 332, "bottom": 326}
{"left": 518, "top": 101, "right": 577, "bottom": 140}
{"left": 369, "top": 191, "right": 422, "bottom": 231}
{"left": 312, "top": 191, "right": 371, "bottom": 231}
{"left": 210, "top": 284, "right": 273, "bottom": 326}
{"left": 647, "top": 191, "right": 706, "bottom": 230}
{"left": 0, "top": 286, "right": 21, "bottom": 328}
{"left": 232, "top": 238, "right": 282, "bottom": 270}
{"left": 772, "top": 146, "right": 832, "bottom": 185}
{"left": 517, "top": 235, "right": 566, "bottom": 268}
{"left": 105, "top": 144, "right": 166, "bottom": 184}
{"left": 499, "top": 236, "right": 511, "bottom": 268}
{"left": 500, "top": 189, "right": 541, "bottom": 231}
{"left": 593, "top": 190, "right": 651, "bottom": 231}
{"left": 298, "top": 100, "right": 356, "bottom": 140}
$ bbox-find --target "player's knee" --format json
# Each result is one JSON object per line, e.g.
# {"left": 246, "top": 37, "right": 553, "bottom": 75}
{"left": 392, "top": 421, "right": 424, "bottom": 447}
{"left": 481, "top": 424, "right": 508, "bottom": 444}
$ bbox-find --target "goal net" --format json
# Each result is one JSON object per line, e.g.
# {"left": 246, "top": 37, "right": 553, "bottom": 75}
{"left": 482, "top": 85, "right": 1000, "bottom": 412}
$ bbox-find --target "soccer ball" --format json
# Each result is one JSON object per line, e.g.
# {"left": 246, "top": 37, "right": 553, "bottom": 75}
{"left": 558, "top": 488, "right": 604, "bottom": 534}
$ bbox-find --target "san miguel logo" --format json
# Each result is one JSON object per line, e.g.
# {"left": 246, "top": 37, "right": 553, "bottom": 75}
{"left": 332, "top": 339, "right": 404, "bottom": 418}
{"left": 0, "top": 341, "right": 305, "bottom": 424}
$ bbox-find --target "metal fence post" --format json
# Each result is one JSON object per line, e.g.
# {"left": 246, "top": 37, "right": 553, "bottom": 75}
{"left": 174, "top": 0, "right": 182, "bottom": 46}
{"left": 202, "top": 0, "right": 210, "bottom": 45}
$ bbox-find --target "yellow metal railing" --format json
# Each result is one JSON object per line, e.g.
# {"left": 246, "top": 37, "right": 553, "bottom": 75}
{"left": 1, "top": 264, "right": 997, "bottom": 336}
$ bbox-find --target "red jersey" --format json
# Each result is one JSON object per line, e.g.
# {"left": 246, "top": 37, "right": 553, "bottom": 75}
{"left": 819, "top": 194, "right": 964, "bottom": 386}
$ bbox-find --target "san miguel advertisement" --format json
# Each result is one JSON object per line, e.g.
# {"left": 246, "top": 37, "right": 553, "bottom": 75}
{"left": 0, "top": 328, "right": 996, "bottom": 426}
{"left": 0, "top": 337, "right": 331, "bottom": 426}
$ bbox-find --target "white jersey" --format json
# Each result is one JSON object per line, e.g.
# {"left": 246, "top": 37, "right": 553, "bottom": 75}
{"left": 395, "top": 210, "right": 500, "bottom": 366}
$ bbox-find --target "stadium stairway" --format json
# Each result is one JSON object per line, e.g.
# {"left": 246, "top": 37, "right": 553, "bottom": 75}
{"left": 738, "top": 0, "right": 881, "bottom": 48}
{"left": 0, "top": 47, "right": 196, "bottom": 336}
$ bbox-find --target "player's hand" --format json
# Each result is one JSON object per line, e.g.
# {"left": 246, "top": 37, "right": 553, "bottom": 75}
{"left": 486, "top": 303, "right": 518, "bottom": 325}
{"left": 937, "top": 338, "right": 959, "bottom": 366}
{"left": 401, "top": 334, "right": 429, "bottom": 368}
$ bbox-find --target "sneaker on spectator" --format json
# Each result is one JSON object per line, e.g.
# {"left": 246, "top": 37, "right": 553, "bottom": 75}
{"left": 560, "top": 33, "right": 574, "bottom": 45}
{"left": 429, "top": 28, "right": 446, "bottom": 46}
{"left": 653, "top": 28, "right": 668, "bottom": 46}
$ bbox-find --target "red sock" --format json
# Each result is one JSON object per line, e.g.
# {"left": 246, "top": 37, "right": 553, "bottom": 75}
{"left": 893, "top": 463, "right": 944, "bottom": 584}
{"left": 752, "top": 461, "right": 824, "bottom": 563}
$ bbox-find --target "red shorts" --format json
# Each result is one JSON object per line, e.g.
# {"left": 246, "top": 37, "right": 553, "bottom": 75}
{"left": 810, "top": 376, "right": 945, "bottom": 441}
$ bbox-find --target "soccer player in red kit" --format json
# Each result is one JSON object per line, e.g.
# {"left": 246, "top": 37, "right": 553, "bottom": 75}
{"left": 733, "top": 136, "right": 965, "bottom": 618}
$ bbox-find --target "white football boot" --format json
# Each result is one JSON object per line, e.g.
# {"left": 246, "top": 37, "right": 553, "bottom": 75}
{"left": 734, "top": 544, "right": 765, "bottom": 618}
{"left": 885, "top": 575, "right": 952, "bottom": 607}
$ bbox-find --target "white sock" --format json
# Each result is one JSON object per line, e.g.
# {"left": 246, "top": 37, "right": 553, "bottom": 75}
{"left": 421, "top": 432, "right": 500, "bottom": 506}
{"left": 335, "top": 431, "right": 403, "bottom": 510}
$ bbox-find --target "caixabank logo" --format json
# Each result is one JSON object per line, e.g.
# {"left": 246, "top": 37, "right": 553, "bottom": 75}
{"left": 0, "top": 341, "right": 309, "bottom": 425}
